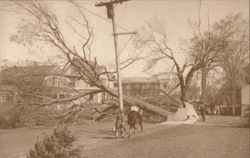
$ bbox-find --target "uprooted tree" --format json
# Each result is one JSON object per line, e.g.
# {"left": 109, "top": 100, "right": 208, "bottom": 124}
{"left": 9, "top": 0, "right": 172, "bottom": 118}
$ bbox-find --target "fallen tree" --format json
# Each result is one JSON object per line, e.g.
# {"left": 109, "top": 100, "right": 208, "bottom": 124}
{"left": 9, "top": 0, "right": 172, "bottom": 119}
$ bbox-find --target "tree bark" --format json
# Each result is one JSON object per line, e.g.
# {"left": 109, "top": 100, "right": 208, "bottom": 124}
{"left": 102, "top": 86, "right": 173, "bottom": 118}
{"left": 200, "top": 67, "right": 209, "bottom": 102}
{"left": 179, "top": 81, "right": 186, "bottom": 108}
{"left": 71, "top": 60, "right": 173, "bottom": 118}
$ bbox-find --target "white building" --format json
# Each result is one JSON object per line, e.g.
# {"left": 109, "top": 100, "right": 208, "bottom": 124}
{"left": 241, "top": 84, "right": 250, "bottom": 118}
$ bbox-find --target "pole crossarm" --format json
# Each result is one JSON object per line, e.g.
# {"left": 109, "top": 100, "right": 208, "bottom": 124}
{"left": 113, "top": 31, "right": 137, "bottom": 36}
{"left": 95, "top": 0, "right": 129, "bottom": 7}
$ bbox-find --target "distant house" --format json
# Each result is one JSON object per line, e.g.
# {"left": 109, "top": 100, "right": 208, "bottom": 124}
{"left": 64, "top": 63, "right": 112, "bottom": 103}
{"left": 216, "top": 82, "right": 242, "bottom": 115}
{"left": 0, "top": 65, "right": 73, "bottom": 103}
{"left": 0, "top": 63, "right": 112, "bottom": 106}
{"left": 114, "top": 74, "right": 177, "bottom": 99}
{"left": 216, "top": 63, "right": 250, "bottom": 116}
{"left": 241, "top": 84, "right": 250, "bottom": 118}
{"left": 241, "top": 63, "right": 250, "bottom": 118}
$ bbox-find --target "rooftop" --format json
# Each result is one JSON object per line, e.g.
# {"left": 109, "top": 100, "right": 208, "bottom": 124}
{"left": 113, "top": 77, "right": 170, "bottom": 84}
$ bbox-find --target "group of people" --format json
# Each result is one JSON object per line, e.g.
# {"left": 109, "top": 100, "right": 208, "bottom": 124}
{"left": 113, "top": 105, "right": 143, "bottom": 137}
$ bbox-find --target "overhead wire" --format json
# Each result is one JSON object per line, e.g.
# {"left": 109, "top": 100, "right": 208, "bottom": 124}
{"left": 76, "top": 3, "right": 130, "bottom": 32}
{"left": 78, "top": 2, "right": 141, "bottom": 61}
{"left": 76, "top": 3, "right": 156, "bottom": 54}
{"left": 207, "top": 0, "right": 210, "bottom": 39}
{"left": 118, "top": 34, "right": 134, "bottom": 55}
{"left": 1, "top": 1, "right": 155, "bottom": 57}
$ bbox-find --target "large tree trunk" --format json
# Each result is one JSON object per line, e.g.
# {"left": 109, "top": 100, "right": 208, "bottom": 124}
{"left": 200, "top": 68, "right": 209, "bottom": 102}
{"left": 99, "top": 85, "right": 172, "bottom": 118}
{"left": 179, "top": 83, "right": 187, "bottom": 108}
{"left": 177, "top": 75, "right": 186, "bottom": 108}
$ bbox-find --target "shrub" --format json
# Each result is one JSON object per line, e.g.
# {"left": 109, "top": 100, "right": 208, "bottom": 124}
{"left": 26, "top": 125, "right": 82, "bottom": 158}
{"left": 0, "top": 111, "right": 22, "bottom": 129}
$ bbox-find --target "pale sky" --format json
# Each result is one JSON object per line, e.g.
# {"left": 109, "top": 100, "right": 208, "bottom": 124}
{"left": 0, "top": 0, "right": 249, "bottom": 77}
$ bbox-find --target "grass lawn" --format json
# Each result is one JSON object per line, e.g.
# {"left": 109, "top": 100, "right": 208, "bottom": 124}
{"left": 0, "top": 116, "right": 249, "bottom": 158}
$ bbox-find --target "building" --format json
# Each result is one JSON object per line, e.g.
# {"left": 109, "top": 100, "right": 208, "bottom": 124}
{"left": 0, "top": 64, "right": 75, "bottom": 104}
{"left": 113, "top": 74, "right": 177, "bottom": 99}
{"left": 0, "top": 63, "right": 112, "bottom": 106}
{"left": 216, "top": 82, "right": 242, "bottom": 115}
{"left": 241, "top": 84, "right": 250, "bottom": 118}
{"left": 215, "top": 63, "right": 250, "bottom": 116}
{"left": 64, "top": 63, "right": 112, "bottom": 103}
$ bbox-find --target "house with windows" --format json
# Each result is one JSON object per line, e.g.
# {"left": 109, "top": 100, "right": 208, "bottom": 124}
{"left": 241, "top": 63, "right": 250, "bottom": 118}
{"left": 241, "top": 84, "right": 250, "bottom": 118}
{"left": 113, "top": 74, "right": 177, "bottom": 99}
{"left": 0, "top": 63, "right": 112, "bottom": 106}
{"left": 63, "top": 63, "right": 112, "bottom": 103}
{"left": 0, "top": 64, "right": 73, "bottom": 103}
{"left": 215, "top": 63, "right": 250, "bottom": 116}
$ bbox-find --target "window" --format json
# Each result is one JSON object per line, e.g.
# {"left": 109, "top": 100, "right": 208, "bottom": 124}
{"left": 135, "top": 84, "right": 140, "bottom": 89}
{"left": 155, "top": 84, "right": 160, "bottom": 89}
{"left": 54, "top": 79, "right": 62, "bottom": 87}
{"left": 88, "top": 94, "right": 94, "bottom": 101}
{"left": 125, "top": 91, "right": 130, "bottom": 96}
{"left": 164, "top": 84, "right": 168, "bottom": 89}
{"left": 126, "top": 84, "right": 131, "bottom": 89}
{"left": 55, "top": 79, "right": 62, "bottom": 87}
{"left": 0, "top": 96, "right": 7, "bottom": 103}
{"left": 46, "top": 76, "right": 53, "bottom": 87}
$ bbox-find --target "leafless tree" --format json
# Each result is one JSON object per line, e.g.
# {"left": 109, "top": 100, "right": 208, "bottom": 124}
{"left": 215, "top": 14, "right": 249, "bottom": 105}
{"left": 192, "top": 14, "right": 249, "bottom": 104}
{"left": 135, "top": 17, "right": 233, "bottom": 107}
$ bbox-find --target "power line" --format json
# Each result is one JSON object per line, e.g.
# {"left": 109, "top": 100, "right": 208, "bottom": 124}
{"left": 118, "top": 33, "right": 134, "bottom": 54}
{"left": 1, "top": 1, "right": 154, "bottom": 59}
{"left": 76, "top": 3, "right": 155, "bottom": 53}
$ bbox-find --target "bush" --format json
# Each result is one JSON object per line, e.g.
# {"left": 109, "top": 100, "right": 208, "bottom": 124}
{"left": 26, "top": 125, "right": 82, "bottom": 158}
{"left": 0, "top": 112, "right": 22, "bottom": 129}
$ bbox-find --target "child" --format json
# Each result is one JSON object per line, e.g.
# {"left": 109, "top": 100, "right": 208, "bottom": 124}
{"left": 113, "top": 111, "right": 126, "bottom": 136}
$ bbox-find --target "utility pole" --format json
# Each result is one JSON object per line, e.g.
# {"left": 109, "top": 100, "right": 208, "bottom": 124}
{"left": 95, "top": 0, "right": 132, "bottom": 112}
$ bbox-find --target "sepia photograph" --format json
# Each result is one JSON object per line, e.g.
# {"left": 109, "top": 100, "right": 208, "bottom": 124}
{"left": 0, "top": 0, "right": 249, "bottom": 158}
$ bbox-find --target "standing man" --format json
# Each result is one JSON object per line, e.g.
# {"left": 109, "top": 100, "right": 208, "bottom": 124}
{"left": 199, "top": 103, "right": 206, "bottom": 121}
{"left": 215, "top": 105, "right": 220, "bottom": 115}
